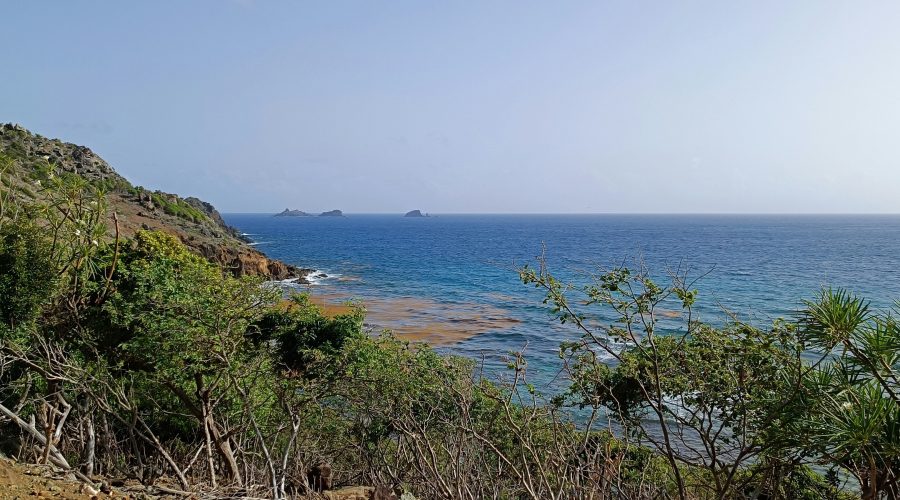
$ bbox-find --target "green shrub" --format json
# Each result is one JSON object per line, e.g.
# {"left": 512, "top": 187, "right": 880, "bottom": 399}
{"left": 248, "top": 294, "right": 364, "bottom": 374}
{"left": 150, "top": 192, "right": 208, "bottom": 223}
{"left": 0, "top": 221, "right": 57, "bottom": 329}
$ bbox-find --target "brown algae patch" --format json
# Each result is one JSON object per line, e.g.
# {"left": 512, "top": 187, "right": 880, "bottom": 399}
{"left": 655, "top": 309, "right": 684, "bottom": 319}
{"left": 306, "top": 295, "right": 359, "bottom": 317}
{"left": 307, "top": 291, "right": 521, "bottom": 345}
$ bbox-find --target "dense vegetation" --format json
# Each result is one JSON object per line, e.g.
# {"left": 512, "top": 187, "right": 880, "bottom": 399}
{"left": 0, "top": 153, "right": 898, "bottom": 499}
{"left": 124, "top": 185, "right": 209, "bottom": 223}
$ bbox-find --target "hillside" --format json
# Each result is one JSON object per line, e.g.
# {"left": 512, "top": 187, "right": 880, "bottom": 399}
{"left": 0, "top": 123, "right": 308, "bottom": 281}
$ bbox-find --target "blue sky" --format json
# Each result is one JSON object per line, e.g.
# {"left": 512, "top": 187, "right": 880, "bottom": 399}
{"left": 4, "top": 1, "right": 900, "bottom": 213}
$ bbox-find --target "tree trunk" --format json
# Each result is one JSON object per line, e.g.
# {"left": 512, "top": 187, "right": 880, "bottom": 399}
{"left": 206, "top": 412, "right": 242, "bottom": 485}
{"left": 190, "top": 375, "right": 243, "bottom": 486}
{"left": 83, "top": 413, "right": 95, "bottom": 477}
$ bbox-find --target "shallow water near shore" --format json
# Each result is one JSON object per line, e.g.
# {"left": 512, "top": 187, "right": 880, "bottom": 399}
{"left": 225, "top": 213, "right": 900, "bottom": 386}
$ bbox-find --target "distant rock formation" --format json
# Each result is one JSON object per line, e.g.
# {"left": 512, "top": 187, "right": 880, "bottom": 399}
{"left": 320, "top": 210, "right": 343, "bottom": 217}
{"left": 404, "top": 210, "right": 427, "bottom": 217}
{"left": 275, "top": 208, "right": 310, "bottom": 217}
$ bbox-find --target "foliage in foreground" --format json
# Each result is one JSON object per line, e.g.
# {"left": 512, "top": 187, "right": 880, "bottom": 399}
{"left": 0, "top": 155, "right": 897, "bottom": 499}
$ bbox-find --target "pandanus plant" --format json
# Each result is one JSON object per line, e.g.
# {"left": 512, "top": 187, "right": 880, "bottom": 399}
{"left": 799, "top": 289, "right": 900, "bottom": 499}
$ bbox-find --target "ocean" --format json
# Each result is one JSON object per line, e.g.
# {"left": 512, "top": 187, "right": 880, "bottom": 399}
{"left": 223, "top": 214, "right": 900, "bottom": 384}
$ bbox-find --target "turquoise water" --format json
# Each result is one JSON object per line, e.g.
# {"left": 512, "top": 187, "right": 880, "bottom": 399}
{"left": 224, "top": 214, "right": 900, "bottom": 382}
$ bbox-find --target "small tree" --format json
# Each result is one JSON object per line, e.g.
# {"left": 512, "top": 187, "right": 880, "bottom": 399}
{"left": 100, "top": 230, "right": 279, "bottom": 487}
{"left": 520, "top": 260, "right": 824, "bottom": 500}
{"left": 797, "top": 289, "right": 900, "bottom": 499}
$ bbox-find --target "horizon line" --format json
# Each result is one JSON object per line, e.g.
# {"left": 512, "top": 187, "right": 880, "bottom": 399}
{"left": 221, "top": 211, "right": 900, "bottom": 216}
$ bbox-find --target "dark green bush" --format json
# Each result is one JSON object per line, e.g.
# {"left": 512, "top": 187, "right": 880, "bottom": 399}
{"left": 0, "top": 221, "right": 57, "bottom": 328}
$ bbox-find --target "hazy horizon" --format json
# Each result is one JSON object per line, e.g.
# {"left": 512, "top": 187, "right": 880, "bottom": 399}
{"left": 5, "top": 1, "right": 900, "bottom": 214}
{"left": 231, "top": 211, "right": 900, "bottom": 216}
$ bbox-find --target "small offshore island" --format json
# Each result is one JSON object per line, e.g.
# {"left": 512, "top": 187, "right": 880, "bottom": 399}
{"left": 404, "top": 209, "right": 428, "bottom": 217}
{"left": 275, "top": 208, "right": 310, "bottom": 217}
{"left": 275, "top": 208, "right": 344, "bottom": 217}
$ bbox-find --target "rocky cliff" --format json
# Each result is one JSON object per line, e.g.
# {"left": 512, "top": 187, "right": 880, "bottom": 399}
{"left": 0, "top": 123, "right": 308, "bottom": 281}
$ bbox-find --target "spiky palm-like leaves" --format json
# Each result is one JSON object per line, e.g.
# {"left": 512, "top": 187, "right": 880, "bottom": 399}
{"left": 800, "top": 289, "right": 900, "bottom": 499}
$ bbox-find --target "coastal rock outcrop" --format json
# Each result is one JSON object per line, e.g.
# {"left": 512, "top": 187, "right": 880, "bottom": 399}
{"left": 320, "top": 209, "right": 343, "bottom": 217}
{"left": 194, "top": 242, "right": 310, "bottom": 281}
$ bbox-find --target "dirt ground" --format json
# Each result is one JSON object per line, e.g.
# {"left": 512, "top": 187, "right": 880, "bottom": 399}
{"left": 0, "top": 458, "right": 101, "bottom": 499}
{"left": 0, "top": 458, "right": 387, "bottom": 499}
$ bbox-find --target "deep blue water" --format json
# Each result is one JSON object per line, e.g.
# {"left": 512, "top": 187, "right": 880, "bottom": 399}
{"left": 223, "top": 214, "right": 900, "bottom": 383}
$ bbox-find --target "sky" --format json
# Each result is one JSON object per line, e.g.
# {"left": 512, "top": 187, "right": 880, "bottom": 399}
{"left": 3, "top": 1, "right": 900, "bottom": 214}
